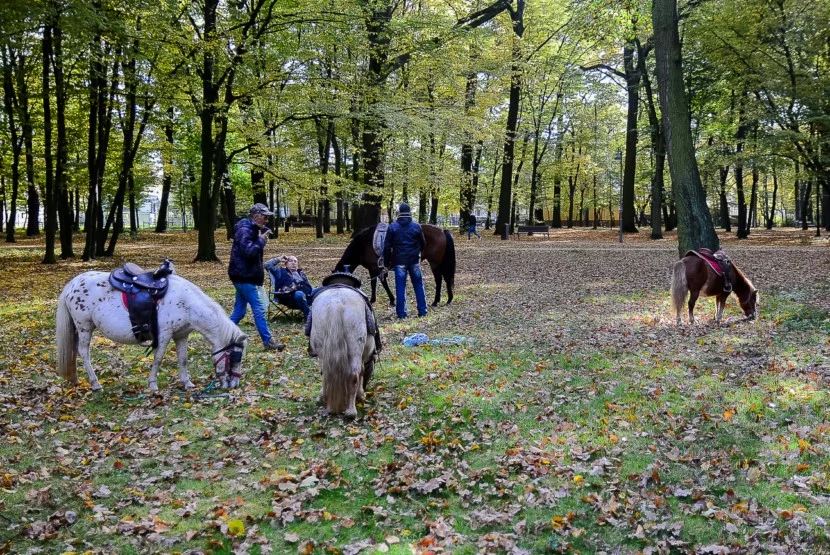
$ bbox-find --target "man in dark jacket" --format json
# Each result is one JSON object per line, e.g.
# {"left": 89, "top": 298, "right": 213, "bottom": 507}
{"left": 467, "top": 213, "right": 481, "bottom": 241}
{"left": 383, "top": 202, "right": 427, "bottom": 319}
{"left": 228, "top": 203, "right": 284, "bottom": 351}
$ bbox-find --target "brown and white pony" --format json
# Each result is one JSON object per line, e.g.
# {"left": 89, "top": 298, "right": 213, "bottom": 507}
{"left": 671, "top": 253, "right": 758, "bottom": 325}
{"left": 309, "top": 287, "right": 376, "bottom": 419}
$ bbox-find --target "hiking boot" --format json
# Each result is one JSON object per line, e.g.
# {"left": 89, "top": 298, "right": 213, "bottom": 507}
{"left": 263, "top": 341, "right": 286, "bottom": 352}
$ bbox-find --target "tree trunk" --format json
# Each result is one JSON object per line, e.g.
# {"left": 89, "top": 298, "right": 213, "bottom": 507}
{"left": 552, "top": 117, "right": 563, "bottom": 228}
{"left": 41, "top": 18, "right": 57, "bottom": 263}
{"left": 2, "top": 46, "right": 21, "bottom": 243}
{"left": 638, "top": 43, "right": 663, "bottom": 239}
{"left": 13, "top": 50, "right": 38, "bottom": 238}
{"left": 156, "top": 110, "right": 174, "bottom": 232}
{"left": 653, "top": 0, "right": 719, "bottom": 255}
{"left": 53, "top": 20, "right": 73, "bottom": 259}
{"left": 622, "top": 42, "right": 640, "bottom": 233}
{"left": 460, "top": 71, "right": 477, "bottom": 231}
{"left": 735, "top": 95, "right": 748, "bottom": 238}
{"left": 748, "top": 163, "right": 759, "bottom": 233}
{"left": 332, "top": 130, "right": 344, "bottom": 234}
{"left": 496, "top": 34, "right": 523, "bottom": 239}
{"left": 195, "top": 0, "right": 220, "bottom": 261}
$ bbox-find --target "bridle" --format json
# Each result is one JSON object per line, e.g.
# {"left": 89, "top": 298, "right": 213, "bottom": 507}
{"left": 213, "top": 341, "right": 245, "bottom": 379}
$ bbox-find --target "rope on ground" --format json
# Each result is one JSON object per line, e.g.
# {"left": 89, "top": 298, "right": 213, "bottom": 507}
{"left": 120, "top": 380, "right": 273, "bottom": 402}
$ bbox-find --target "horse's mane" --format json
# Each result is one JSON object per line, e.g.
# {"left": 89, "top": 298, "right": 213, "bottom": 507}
{"left": 337, "top": 225, "right": 377, "bottom": 268}
{"left": 733, "top": 265, "right": 756, "bottom": 294}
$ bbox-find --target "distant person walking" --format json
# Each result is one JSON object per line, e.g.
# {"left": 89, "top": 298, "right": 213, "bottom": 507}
{"left": 228, "top": 203, "right": 284, "bottom": 351}
{"left": 467, "top": 214, "right": 481, "bottom": 241}
{"left": 383, "top": 202, "right": 427, "bottom": 319}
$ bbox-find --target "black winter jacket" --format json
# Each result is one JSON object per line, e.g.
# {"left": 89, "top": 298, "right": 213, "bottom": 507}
{"left": 228, "top": 218, "right": 266, "bottom": 285}
{"left": 383, "top": 215, "right": 425, "bottom": 267}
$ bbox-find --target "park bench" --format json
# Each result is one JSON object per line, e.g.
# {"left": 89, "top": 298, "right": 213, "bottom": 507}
{"left": 516, "top": 225, "right": 550, "bottom": 238}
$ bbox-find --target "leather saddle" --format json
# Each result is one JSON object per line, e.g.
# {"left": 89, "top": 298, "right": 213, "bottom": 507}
{"left": 108, "top": 259, "right": 174, "bottom": 349}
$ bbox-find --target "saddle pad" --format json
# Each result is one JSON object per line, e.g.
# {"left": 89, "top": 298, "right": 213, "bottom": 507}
{"left": 685, "top": 250, "right": 724, "bottom": 275}
{"left": 373, "top": 223, "right": 388, "bottom": 260}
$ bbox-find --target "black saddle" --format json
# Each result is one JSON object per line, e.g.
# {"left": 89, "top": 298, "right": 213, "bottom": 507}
{"left": 108, "top": 259, "right": 174, "bottom": 349}
{"left": 109, "top": 259, "right": 174, "bottom": 295}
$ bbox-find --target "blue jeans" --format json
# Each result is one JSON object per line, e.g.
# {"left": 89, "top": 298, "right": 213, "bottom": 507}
{"left": 394, "top": 263, "right": 427, "bottom": 319}
{"left": 229, "top": 282, "right": 272, "bottom": 345}
{"left": 468, "top": 225, "right": 481, "bottom": 239}
{"left": 281, "top": 291, "right": 310, "bottom": 317}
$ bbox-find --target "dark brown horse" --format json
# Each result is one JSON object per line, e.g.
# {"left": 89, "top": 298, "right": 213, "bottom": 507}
{"left": 334, "top": 224, "right": 456, "bottom": 306}
{"left": 671, "top": 252, "right": 758, "bottom": 324}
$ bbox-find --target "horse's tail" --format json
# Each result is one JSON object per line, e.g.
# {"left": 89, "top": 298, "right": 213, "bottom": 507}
{"left": 670, "top": 260, "right": 688, "bottom": 322}
{"left": 313, "top": 293, "right": 365, "bottom": 415}
{"left": 55, "top": 289, "right": 79, "bottom": 384}
{"left": 439, "top": 229, "right": 456, "bottom": 288}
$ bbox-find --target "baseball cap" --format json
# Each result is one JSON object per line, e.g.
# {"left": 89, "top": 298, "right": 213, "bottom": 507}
{"left": 249, "top": 203, "right": 274, "bottom": 216}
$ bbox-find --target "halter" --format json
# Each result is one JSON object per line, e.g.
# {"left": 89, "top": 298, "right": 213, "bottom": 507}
{"left": 213, "top": 341, "right": 245, "bottom": 379}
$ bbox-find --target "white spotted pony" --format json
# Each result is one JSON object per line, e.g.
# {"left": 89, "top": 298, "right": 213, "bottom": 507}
{"left": 56, "top": 270, "right": 247, "bottom": 392}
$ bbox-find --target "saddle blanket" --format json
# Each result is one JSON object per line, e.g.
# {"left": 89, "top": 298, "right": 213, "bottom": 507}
{"left": 685, "top": 249, "right": 729, "bottom": 276}
{"left": 373, "top": 223, "right": 388, "bottom": 268}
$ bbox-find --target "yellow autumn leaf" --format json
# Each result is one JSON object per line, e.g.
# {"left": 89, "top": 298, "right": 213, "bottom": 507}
{"left": 573, "top": 475, "right": 584, "bottom": 484}
{"left": 227, "top": 519, "right": 245, "bottom": 536}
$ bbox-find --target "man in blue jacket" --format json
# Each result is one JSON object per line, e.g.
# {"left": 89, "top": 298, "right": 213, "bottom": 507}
{"left": 228, "top": 203, "right": 285, "bottom": 351}
{"left": 383, "top": 202, "right": 427, "bottom": 319}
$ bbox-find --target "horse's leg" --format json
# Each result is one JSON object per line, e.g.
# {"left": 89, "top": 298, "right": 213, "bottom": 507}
{"left": 359, "top": 357, "right": 375, "bottom": 400}
{"left": 370, "top": 273, "right": 378, "bottom": 303}
{"left": 715, "top": 295, "right": 727, "bottom": 324}
{"left": 344, "top": 371, "right": 359, "bottom": 419}
{"left": 76, "top": 328, "right": 102, "bottom": 392}
{"left": 175, "top": 336, "right": 195, "bottom": 390}
{"left": 380, "top": 274, "right": 395, "bottom": 306}
{"left": 428, "top": 262, "right": 442, "bottom": 307}
{"left": 148, "top": 336, "right": 171, "bottom": 392}
{"left": 687, "top": 291, "right": 700, "bottom": 324}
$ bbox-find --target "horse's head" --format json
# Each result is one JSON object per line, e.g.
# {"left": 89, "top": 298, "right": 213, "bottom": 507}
{"left": 739, "top": 288, "right": 759, "bottom": 321}
{"left": 213, "top": 335, "right": 247, "bottom": 388}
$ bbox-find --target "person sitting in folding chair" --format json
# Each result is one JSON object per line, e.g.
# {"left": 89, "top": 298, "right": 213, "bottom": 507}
{"left": 265, "top": 255, "right": 315, "bottom": 318}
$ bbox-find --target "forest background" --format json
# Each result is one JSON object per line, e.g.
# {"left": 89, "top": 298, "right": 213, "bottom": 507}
{"left": 1, "top": 0, "right": 829, "bottom": 261}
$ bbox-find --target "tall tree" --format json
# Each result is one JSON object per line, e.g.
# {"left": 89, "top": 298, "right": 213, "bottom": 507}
{"left": 652, "top": 0, "right": 718, "bottom": 255}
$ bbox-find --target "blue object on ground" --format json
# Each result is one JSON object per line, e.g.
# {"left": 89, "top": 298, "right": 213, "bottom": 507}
{"left": 402, "top": 333, "right": 429, "bottom": 346}
{"left": 402, "top": 334, "right": 470, "bottom": 347}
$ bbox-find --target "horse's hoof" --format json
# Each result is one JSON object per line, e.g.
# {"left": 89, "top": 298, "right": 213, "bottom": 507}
{"left": 183, "top": 381, "right": 196, "bottom": 390}
{"left": 431, "top": 302, "right": 439, "bottom": 307}
{"left": 91, "top": 383, "right": 103, "bottom": 392}
{"left": 344, "top": 409, "right": 357, "bottom": 419}
{"left": 228, "top": 378, "right": 240, "bottom": 389}
{"left": 148, "top": 382, "right": 159, "bottom": 392}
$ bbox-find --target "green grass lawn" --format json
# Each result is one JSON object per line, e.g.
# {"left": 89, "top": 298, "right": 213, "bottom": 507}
{"left": 1, "top": 228, "right": 829, "bottom": 554}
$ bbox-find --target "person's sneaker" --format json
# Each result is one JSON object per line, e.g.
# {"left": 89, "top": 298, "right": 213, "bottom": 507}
{"left": 263, "top": 342, "right": 286, "bottom": 352}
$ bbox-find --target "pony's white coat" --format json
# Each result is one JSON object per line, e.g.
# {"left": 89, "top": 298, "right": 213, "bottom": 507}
{"left": 56, "top": 271, "right": 246, "bottom": 391}
{"left": 310, "top": 288, "right": 376, "bottom": 418}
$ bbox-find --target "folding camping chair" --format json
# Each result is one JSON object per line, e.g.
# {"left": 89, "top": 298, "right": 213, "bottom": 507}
{"left": 265, "top": 267, "right": 305, "bottom": 321}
